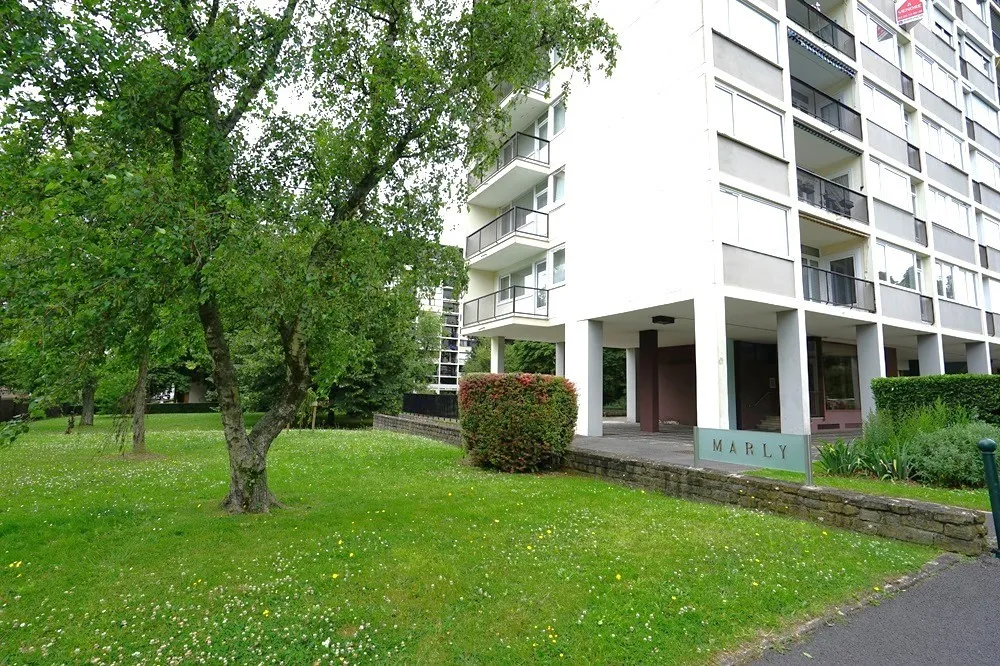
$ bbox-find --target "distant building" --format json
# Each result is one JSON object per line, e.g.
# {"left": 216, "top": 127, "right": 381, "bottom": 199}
{"left": 422, "top": 285, "right": 476, "bottom": 393}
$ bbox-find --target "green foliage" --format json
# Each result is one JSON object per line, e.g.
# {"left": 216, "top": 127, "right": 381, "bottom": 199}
{"left": 910, "top": 422, "right": 998, "bottom": 488}
{"left": 459, "top": 373, "right": 577, "bottom": 472}
{"left": 506, "top": 341, "right": 556, "bottom": 374}
{"left": 0, "top": 415, "right": 30, "bottom": 448}
{"left": 815, "top": 438, "right": 859, "bottom": 476}
{"left": 872, "top": 374, "right": 999, "bottom": 423}
{"left": 820, "top": 402, "right": 980, "bottom": 485}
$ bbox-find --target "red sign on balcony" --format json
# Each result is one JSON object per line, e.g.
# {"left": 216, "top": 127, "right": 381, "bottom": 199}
{"left": 895, "top": 0, "right": 924, "bottom": 26}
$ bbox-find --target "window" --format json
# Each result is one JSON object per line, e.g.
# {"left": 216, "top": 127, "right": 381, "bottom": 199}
{"left": 868, "top": 159, "right": 911, "bottom": 211}
{"left": 856, "top": 8, "right": 897, "bottom": 65}
{"left": 931, "top": 7, "right": 953, "bottom": 46}
{"left": 936, "top": 260, "right": 978, "bottom": 305}
{"left": 980, "top": 214, "right": 1000, "bottom": 249}
{"left": 552, "top": 247, "right": 566, "bottom": 285}
{"left": 876, "top": 241, "right": 923, "bottom": 291}
{"left": 716, "top": 0, "right": 778, "bottom": 62}
{"left": 716, "top": 187, "right": 789, "bottom": 257}
{"left": 552, "top": 171, "right": 565, "bottom": 203}
{"left": 928, "top": 187, "right": 971, "bottom": 236}
{"left": 922, "top": 119, "right": 963, "bottom": 167}
{"left": 917, "top": 50, "right": 958, "bottom": 105}
{"left": 552, "top": 99, "right": 566, "bottom": 134}
{"left": 962, "top": 40, "right": 993, "bottom": 80}
{"left": 986, "top": 277, "right": 1000, "bottom": 311}
{"left": 966, "top": 93, "right": 1000, "bottom": 134}
{"left": 714, "top": 85, "right": 784, "bottom": 156}
{"left": 863, "top": 84, "right": 905, "bottom": 135}
{"left": 973, "top": 151, "right": 1000, "bottom": 190}
{"left": 823, "top": 346, "right": 859, "bottom": 411}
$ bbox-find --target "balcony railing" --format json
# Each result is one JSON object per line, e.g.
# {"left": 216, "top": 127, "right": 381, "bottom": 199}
{"left": 790, "top": 77, "right": 862, "bottom": 139}
{"left": 786, "top": 0, "right": 856, "bottom": 59}
{"left": 466, "top": 207, "right": 549, "bottom": 257}
{"left": 802, "top": 265, "right": 876, "bottom": 312}
{"left": 915, "top": 218, "right": 929, "bottom": 246}
{"left": 468, "top": 132, "right": 550, "bottom": 190}
{"left": 860, "top": 44, "right": 915, "bottom": 100}
{"left": 463, "top": 286, "right": 549, "bottom": 326}
{"left": 494, "top": 78, "right": 550, "bottom": 104}
{"left": 920, "top": 295, "right": 935, "bottom": 324}
{"left": 796, "top": 168, "right": 869, "bottom": 223}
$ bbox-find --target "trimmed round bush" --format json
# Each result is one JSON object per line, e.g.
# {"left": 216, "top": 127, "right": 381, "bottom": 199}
{"left": 909, "top": 422, "right": 1000, "bottom": 488}
{"left": 459, "top": 373, "right": 577, "bottom": 472}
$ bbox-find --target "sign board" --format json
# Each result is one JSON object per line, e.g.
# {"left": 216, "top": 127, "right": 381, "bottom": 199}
{"left": 895, "top": 0, "right": 925, "bottom": 26}
{"left": 694, "top": 427, "right": 813, "bottom": 485}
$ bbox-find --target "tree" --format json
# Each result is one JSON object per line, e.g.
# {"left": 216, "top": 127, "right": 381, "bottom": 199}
{"left": 1, "top": 0, "right": 617, "bottom": 512}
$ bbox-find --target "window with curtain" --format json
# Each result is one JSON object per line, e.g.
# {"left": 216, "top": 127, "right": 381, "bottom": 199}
{"left": 876, "top": 241, "right": 923, "bottom": 291}
{"left": 714, "top": 85, "right": 784, "bottom": 157}
{"left": 717, "top": 187, "right": 789, "bottom": 257}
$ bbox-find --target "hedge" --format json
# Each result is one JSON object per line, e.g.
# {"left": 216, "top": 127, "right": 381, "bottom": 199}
{"left": 871, "top": 374, "right": 1000, "bottom": 424}
{"left": 459, "top": 373, "right": 577, "bottom": 472}
{"left": 145, "top": 402, "right": 220, "bottom": 415}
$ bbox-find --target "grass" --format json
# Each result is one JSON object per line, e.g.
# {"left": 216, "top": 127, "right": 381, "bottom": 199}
{"left": 744, "top": 468, "right": 991, "bottom": 512}
{"left": 0, "top": 415, "right": 937, "bottom": 665}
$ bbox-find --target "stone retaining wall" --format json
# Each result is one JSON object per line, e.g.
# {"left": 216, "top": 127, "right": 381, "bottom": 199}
{"left": 374, "top": 414, "right": 988, "bottom": 555}
{"left": 565, "top": 450, "right": 988, "bottom": 556}
{"left": 374, "top": 413, "right": 461, "bottom": 447}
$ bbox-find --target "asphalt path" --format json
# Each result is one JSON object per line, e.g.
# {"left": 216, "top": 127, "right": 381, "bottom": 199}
{"left": 755, "top": 555, "right": 1000, "bottom": 665}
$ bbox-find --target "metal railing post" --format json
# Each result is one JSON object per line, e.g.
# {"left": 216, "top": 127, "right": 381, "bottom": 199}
{"left": 979, "top": 438, "right": 1000, "bottom": 557}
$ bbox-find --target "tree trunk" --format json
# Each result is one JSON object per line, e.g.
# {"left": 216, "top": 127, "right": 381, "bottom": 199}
{"left": 64, "top": 411, "right": 75, "bottom": 435}
{"left": 81, "top": 381, "right": 96, "bottom": 427}
{"left": 197, "top": 295, "right": 311, "bottom": 513}
{"left": 132, "top": 350, "right": 149, "bottom": 454}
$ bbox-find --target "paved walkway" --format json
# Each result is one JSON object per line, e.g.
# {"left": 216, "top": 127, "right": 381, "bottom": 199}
{"left": 755, "top": 555, "right": 1000, "bottom": 665}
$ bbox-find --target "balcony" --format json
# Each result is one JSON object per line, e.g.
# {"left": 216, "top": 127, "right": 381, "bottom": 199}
{"left": 790, "top": 77, "right": 862, "bottom": 139}
{"left": 463, "top": 286, "right": 549, "bottom": 327}
{"left": 786, "top": 0, "right": 856, "bottom": 60}
{"left": 466, "top": 207, "right": 550, "bottom": 271}
{"left": 959, "top": 58, "right": 997, "bottom": 101}
{"left": 467, "top": 133, "right": 550, "bottom": 207}
{"left": 797, "top": 168, "right": 869, "bottom": 223}
{"left": 494, "top": 79, "right": 551, "bottom": 137}
{"left": 802, "top": 265, "right": 876, "bottom": 312}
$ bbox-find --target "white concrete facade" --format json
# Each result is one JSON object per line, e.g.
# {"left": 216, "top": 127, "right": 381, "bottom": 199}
{"left": 458, "top": 0, "right": 1000, "bottom": 435}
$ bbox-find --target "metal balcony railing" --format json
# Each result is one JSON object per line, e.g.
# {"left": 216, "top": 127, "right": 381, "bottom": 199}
{"left": 802, "top": 265, "right": 876, "bottom": 312}
{"left": 796, "top": 168, "right": 869, "bottom": 223}
{"left": 790, "top": 77, "right": 862, "bottom": 139}
{"left": 786, "top": 0, "right": 856, "bottom": 59}
{"left": 466, "top": 207, "right": 549, "bottom": 257}
{"left": 468, "top": 133, "right": 550, "bottom": 190}
{"left": 494, "top": 78, "right": 551, "bottom": 103}
{"left": 920, "top": 295, "right": 935, "bottom": 324}
{"left": 463, "top": 286, "right": 549, "bottom": 326}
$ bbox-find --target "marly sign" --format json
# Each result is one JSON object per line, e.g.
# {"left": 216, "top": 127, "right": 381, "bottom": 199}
{"left": 694, "top": 427, "right": 814, "bottom": 485}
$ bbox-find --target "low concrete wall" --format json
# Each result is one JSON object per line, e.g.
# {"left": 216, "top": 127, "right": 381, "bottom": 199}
{"left": 374, "top": 413, "right": 461, "bottom": 447}
{"left": 564, "top": 450, "right": 988, "bottom": 556}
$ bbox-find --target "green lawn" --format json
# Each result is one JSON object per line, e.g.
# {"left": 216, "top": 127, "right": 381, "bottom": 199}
{"left": 745, "top": 468, "right": 991, "bottom": 512}
{"left": 1, "top": 415, "right": 936, "bottom": 664}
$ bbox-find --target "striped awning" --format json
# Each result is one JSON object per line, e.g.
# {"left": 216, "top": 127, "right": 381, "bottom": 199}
{"left": 794, "top": 120, "right": 862, "bottom": 155}
{"left": 788, "top": 28, "right": 857, "bottom": 78}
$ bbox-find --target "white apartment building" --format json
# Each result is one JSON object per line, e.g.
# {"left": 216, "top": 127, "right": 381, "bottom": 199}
{"left": 421, "top": 285, "right": 474, "bottom": 394}
{"left": 458, "top": 0, "right": 1000, "bottom": 437}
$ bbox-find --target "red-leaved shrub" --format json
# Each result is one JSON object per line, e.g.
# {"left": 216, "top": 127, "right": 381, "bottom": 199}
{"left": 459, "top": 373, "right": 577, "bottom": 472}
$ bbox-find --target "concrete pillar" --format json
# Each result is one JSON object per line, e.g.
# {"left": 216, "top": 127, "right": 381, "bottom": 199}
{"left": 554, "top": 341, "right": 566, "bottom": 376}
{"left": 490, "top": 336, "right": 505, "bottom": 373}
{"left": 776, "top": 309, "right": 810, "bottom": 436}
{"left": 566, "top": 320, "right": 603, "bottom": 436}
{"left": 856, "top": 323, "right": 886, "bottom": 418}
{"left": 638, "top": 330, "right": 659, "bottom": 432}
{"left": 917, "top": 333, "right": 944, "bottom": 375}
{"left": 695, "top": 295, "right": 730, "bottom": 429}
{"left": 967, "top": 341, "right": 991, "bottom": 374}
{"left": 625, "top": 348, "right": 638, "bottom": 424}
